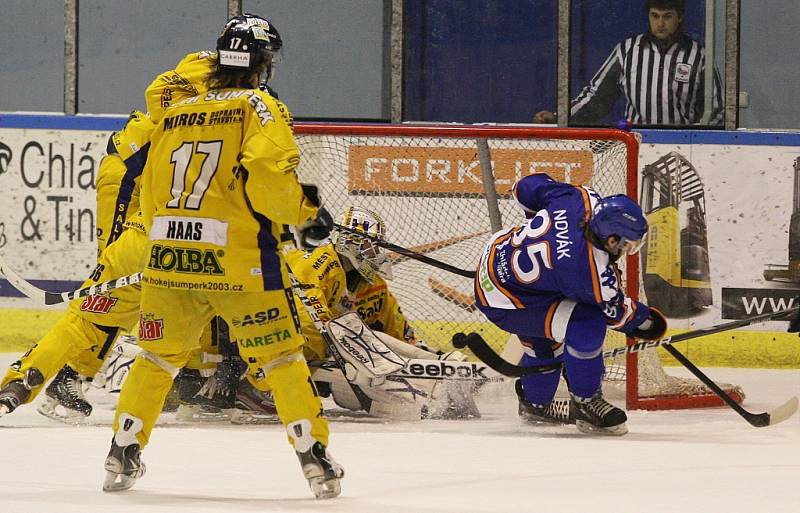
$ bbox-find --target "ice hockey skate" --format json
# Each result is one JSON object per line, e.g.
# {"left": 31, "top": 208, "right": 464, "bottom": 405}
{"left": 229, "top": 379, "right": 279, "bottom": 425}
{"left": 37, "top": 365, "right": 93, "bottom": 423}
{"left": 174, "top": 368, "right": 233, "bottom": 422}
{"left": 515, "top": 380, "right": 574, "bottom": 425}
{"left": 103, "top": 413, "right": 146, "bottom": 492}
{"left": 570, "top": 390, "right": 628, "bottom": 436}
{"left": 0, "top": 367, "right": 44, "bottom": 417}
{"left": 287, "top": 419, "right": 344, "bottom": 499}
{"left": 296, "top": 441, "right": 345, "bottom": 499}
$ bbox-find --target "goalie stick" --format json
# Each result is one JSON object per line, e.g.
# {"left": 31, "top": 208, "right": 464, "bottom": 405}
{"left": 333, "top": 223, "right": 476, "bottom": 279}
{"left": 0, "top": 254, "right": 142, "bottom": 306}
{"left": 454, "top": 307, "right": 800, "bottom": 427}
{"left": 287, "top": 271, "right": 375, "bottom": 411}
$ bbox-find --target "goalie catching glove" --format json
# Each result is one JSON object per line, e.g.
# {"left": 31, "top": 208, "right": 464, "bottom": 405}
{"left": 630, "top": 307, "right": 667, "bottom": 341}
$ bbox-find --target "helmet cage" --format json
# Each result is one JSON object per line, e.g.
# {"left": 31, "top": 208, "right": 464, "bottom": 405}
{"left": 334, "top": 207, "right": 393, "bottom": 283}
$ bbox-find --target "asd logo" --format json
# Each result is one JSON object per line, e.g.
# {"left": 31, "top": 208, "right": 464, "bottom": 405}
{"left": 148, "top": 244, "right": 224, "bottom": 275}
{"left": 232, "top": 308, "right": 281, "bottom": 327}
{"left": 0, "top": 142, "right": 11, "bottom": 176}
{"left": 79, "top": 294, "right": 118, "bottom": 314}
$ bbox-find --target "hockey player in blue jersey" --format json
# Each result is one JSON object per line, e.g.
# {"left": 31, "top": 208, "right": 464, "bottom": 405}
{"left": 474, "top": 173, "right": 667, "bottom": 435}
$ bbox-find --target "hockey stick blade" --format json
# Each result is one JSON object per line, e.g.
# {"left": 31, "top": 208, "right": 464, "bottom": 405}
{"left": 333, "top": 223, "right": 476, "bottom": 279}
{"left": 762, "top": 396, "right": 799, "bottom": 426}
{"left": 0, "top": 255, "right": 143, "bottom": 306}
{"left": 663, "top": 344, "right": 797, "bottom": 428}
{"left": 453, "top": 333, "right": 561, "bottom": 377}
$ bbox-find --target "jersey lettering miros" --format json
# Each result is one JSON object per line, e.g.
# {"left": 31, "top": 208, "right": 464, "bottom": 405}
{"left": 285, "top": 244, "right": 418, "bottom": 360}
{"left": 140, "top": 88, "right": 317, "bottom": 292}
{"left": 475, "top": 173, "right": 648, "bottom": 332}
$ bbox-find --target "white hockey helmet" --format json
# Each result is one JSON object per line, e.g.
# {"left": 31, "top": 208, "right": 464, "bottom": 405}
{"left": 334, "top": 206, "right": 393, "bottom": 283}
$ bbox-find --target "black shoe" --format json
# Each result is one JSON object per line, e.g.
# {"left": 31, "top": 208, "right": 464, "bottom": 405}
{"left": 515, "top": 380, "right": 574, "bottom": 425}
{"left": 37, "top": 365, "right": 92, "bottom": 421}
{"left": 570, "top": 390, "right": 628, "bottom": 436}
{"left": 0, "top": 368, "right": 44, "bottom": 416}
{"left": 103, "top": 414, "right": 146, "bottom": 491}
{"left": 296, "top": 442, "right": 345, "bottom": 500}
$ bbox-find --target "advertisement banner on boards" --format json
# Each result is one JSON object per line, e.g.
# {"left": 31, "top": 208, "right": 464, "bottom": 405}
{"left": 0, "top": 128, "right": 106, "bottom": 290}
{"left": 638, "top": 141, "right": 800, "bottom": 330}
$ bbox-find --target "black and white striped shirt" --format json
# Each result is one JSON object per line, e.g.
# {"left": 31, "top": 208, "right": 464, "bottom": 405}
{"left": 570, "top": 32, "right": 723, "bottom": 125}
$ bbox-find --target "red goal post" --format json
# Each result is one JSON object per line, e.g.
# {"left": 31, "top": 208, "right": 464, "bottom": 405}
{"left": 292, "top": 122, "right": 742, "bottom": 411}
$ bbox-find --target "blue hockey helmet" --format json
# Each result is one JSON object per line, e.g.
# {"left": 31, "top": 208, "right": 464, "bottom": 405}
{"left": 216, "top": 13, "right": 283, "bottom": 79}
{"left": 589, "top": 195, "right": 648, "bottom": 256}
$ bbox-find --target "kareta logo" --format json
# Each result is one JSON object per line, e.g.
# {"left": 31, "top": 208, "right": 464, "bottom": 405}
{"left": 79, "top": 294, "right": 118, "bottom": 314}
{"left": 0, "top": 142, "right": 11, "bottom": 176}
{"left": 148, "top": 244, "right": 224, "bottom": 275}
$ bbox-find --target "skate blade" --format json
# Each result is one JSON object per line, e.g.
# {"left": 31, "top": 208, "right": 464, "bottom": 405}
{"left": 102, "top": 471, "right": 137, "bottom": 492}
{"left": 36, "top": 401, "right": 87, "bottom": 425}
{"left": 576, "top": 419, "right": 628, "bottom": 436}
{"left": 229, "top": 410, "right": 280, "bottom": 425}
{"left": 309, "top": 476, "right": 342, "bottom": 500}
{"left": 175, "top": 404, "right": 232, "bottom": 422}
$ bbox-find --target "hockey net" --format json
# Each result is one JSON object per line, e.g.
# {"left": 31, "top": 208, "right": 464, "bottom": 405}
{"left": 293, "top": 122, "right": 743, "bottom": 410}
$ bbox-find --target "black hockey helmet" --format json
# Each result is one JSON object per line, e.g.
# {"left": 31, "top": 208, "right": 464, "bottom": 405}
{"left": 216, "top": 13, "right": 283, "bottom": 74}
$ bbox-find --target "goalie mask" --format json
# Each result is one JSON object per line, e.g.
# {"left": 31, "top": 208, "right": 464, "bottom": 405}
{"left": 216, "top": 13, "right": 283, "bottom": 82}
{"left": 334, "top": 206, "right": 393, "bottom": 283}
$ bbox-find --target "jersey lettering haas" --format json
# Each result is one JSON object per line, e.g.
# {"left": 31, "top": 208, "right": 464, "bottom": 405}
{"left": 166, "top": 220, "right": 203, "bottom": 241}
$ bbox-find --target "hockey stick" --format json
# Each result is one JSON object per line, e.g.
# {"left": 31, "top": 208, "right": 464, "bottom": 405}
{"left": 287, "top": 271, "right": 375, "bottom": 411}
{"left": 661, "top": 344, "right": 797, "bottom": 427}
{"left": 333, "top": 223, "right": 476, "bottom": 279}
{"left": 455, "top": 308, "right": 800, "bottom": 427}
{"left": 0, "top": 255, "right": 142, "bottom": 306}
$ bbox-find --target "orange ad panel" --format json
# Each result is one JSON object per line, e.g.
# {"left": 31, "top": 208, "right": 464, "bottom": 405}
{"left": 348, "top": 145, "right": 594, "bottom": 195}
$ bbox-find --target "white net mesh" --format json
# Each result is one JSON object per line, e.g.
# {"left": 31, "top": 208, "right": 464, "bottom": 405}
{"left": 293, "top": 124, "right": 741, "bottom": 409}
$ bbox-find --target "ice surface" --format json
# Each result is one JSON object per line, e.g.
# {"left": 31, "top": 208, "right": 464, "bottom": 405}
{"left": 0, "top": 354, "right": 797, "bottom": 513}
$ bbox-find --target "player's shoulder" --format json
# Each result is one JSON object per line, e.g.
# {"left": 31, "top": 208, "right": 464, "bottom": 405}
{"left": 287, "top": 244, "right": 343, "bottom": 281}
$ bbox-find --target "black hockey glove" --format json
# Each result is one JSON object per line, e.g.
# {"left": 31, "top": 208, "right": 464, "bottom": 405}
{"left": 297, "top": 207, "right": 334, "bottom": 250}
{"left": 300, "top": 183, "right": 322, "bottom": 207}
{"left": 630, "top": 308, "right": 667, "bottom": 341}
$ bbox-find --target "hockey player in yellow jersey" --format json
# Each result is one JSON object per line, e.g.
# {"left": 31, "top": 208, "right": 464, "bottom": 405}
{"left": 9, "top": 31, "right": 275, "bottom": 422}
{"left": 101, "top": 14, "right": 344, "bottom": 500}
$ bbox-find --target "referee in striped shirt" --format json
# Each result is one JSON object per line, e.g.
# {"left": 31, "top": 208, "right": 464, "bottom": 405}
{"left": 538, "top": 0, "right": 723, "bottom": 126}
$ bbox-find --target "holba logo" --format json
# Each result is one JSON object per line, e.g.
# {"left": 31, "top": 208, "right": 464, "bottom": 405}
{"left": 0, "top": 142, "right": 11, "bottom": 176}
